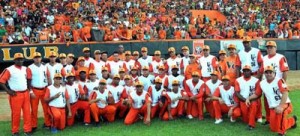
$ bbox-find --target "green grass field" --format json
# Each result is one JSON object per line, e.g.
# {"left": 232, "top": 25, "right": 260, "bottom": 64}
{"left": 0, "top": 91, "right": 299, "bottom": 136}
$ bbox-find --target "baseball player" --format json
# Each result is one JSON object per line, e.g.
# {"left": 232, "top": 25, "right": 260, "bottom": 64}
{"left": 92, "top": 50, "right": 106, "bottom": 79}
{"left": 185, "top": 54, "right": 201, "bottom": 80}
{"left": 218, "top": 50, "right": 227, "bottom": 76}
{"left": 161, "top": 80, "right": 188, "bottom": 121}
{"left": 0, "top": 53, "right": 32, "bottom": 136}
{"left": 129, "top": 66, "right": 139, "bottom": 83}
{"left": 198, "top": 45, "right": 218, "bottom": 82}
{"left": 138, "top": 47, "right": 153, "bottom": 69}
{"left": 184, "top": 71, "right": 206, "bottom": 120}
{"left": 124, "top": 81, "right": 151, "bottom": 125}
{"left": 75, "top": 56, "right": 91, "bottom": 80}
{"left": 124, "top": 51, "right": 136, "bottom": 72}
{"left": 124, "top": 75, "right": 135, "bottom": 95}
{"left": 223, "top": 44, "right": 238, "bottom": 85}
{"left": 211, "top": 75, "right": 241, "bottom": 124}
{"left": 65, "top": 73, "right": 90, "bottom": 126}
{"left": 89, "top": 79, "right": 116, "bottom": 127}
{"left": 46, "top": 51, "right": 66, "bottom": 84}
{"left": 44, "top": 73, "right": 71, "bottom": 133}
{"left": 118, "top": 68, "right": 126, "bottom": 86}
{"left": 84, "top": 70, "right": 100, "bottom": 97}
{"left": 151, "top": 51, "right": 164, "bottom": 75}
{"left": 28, "top": 52, "right": 51, "bottom": 131}
{"left": 132, "top": 51, "right": 142, "bottom": 72}
{"left": 138, "top": 66, "right": 155, "bottom": 91}
{"left": 82, "top": 47, "right": 95, "bottom": 68}
{"left": 247, "top": 66, "right": 297, "bottom": 136}
{"left": 165, "top": 47, "right": 182, "bottom": 75}
{"left": 155, "top": 65, "right": 168, "bottom": 84}
{"left": 234, "top": 65, "right": 260, "bottom": 130}
{"left": 180, "top": 46, "right": 190, "bottom": 75}
{"left": 204, "top": 71, "right": 222, "bottom": 118}
{"left": 77, "top": 70, "right": 88, "bottom": 89}
{"left": 107, "top": 51, "right": 128, "bottom": 76}
{"left": 64, "top": 53, "right": 75, "bottom": 74}
{"left": 107, "top": 74, "right": 128, "bottom": 118}
{"left": 164, "top": 65, "right": 185, "bottom": 91}
{"left": 147, "top": 77, "right": 165, "bottom": 118}
{"left": 99, "top": 67, "right": 112, "bottom": 85}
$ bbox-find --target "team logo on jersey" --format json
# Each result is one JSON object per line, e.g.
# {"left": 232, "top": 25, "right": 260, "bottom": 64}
{"left": 273, "top": 87, "right": 281, "bottom": 101}
{"left": 251, "top": 54, "right": 256, "bottom": 67}
{"left": 249, "top": 86, "right": 255, "bottom": 96}
{"left": 226, "top": 61, "right": 235, "bottom": 69}
{"left": 228, "top": 95, "right": 234, "bottom": 105}
{"left": 207, "top": 62, "right": 212, "bottom": 72}
{"left": 75, "top": 89, "right": 79, "bottom": 99}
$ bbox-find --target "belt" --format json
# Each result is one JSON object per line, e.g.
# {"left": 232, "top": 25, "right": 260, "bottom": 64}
{"left": 32, "top": 87, "right": 46, "bottom": 90}
{"left": 14, "top": 90, "right": 27, "bottom": 93}
{"left": 50, "top": 106, "right": 65, "bottom": 109}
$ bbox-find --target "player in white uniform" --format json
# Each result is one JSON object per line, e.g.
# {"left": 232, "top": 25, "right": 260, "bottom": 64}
{"left": 107, "top": 51, "right": 127, "bottom": 76}
{"left": 64, "top": 53, "right": 75, "bottom": 74}
{"left": 92, "top": 50, "right": 106, "bottom": 79}
{"left": 155, "top": 65, "right": 168, "bottom": 84}
{"left": 138, "top": 66, "right": 155, "bottom": 91}
{"left": 148, "top": 77, "right": 165, "bottom": 118}
{"left": 45, "top": 51, "right": 66, "bottom": 84}
{"left": 124, "top": 51, "right": 136, "bottom": 72}
{"left": 98, "top": 67, "right": 112, "bottom": 85}
{"left": 82, "top": 47, "right": 95, "bottom": 68}
{"left": 180, "top": 46, "right": 190, "bottom": 74}
{"left": 124, "top": 75, "right": 135, "bottom": 95}
{"left": 247, "top": 66, "right": 297, "bottom": 135}
{"left": 84, "top": 70, "right": 100, "bottom": 97}
{"left": 164, "top": 65, "right": 185, "bottom": 91}
{"left": 198, "top": 45, "right": 218, "bottom": 82}
{"left": 152, "top": 50, "right": 164, "bottom": 75}
{"left": 165, "top": 47, "right": 182, "bottom": 75}
{"left": 138, "top": 47, "right": 153, "bottom": 70}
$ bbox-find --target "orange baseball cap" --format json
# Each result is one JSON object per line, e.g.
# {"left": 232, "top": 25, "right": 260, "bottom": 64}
{"left": 94, "top": 50, "right": 101, "bottom": 54}
{"left": 33, "top": 52, "right": 41, "bottom": 58}
{"left": 172, "top": 79, "right": 180, "bottom": 85}
{"left": 125, "top": 51, "right": 131, "bottom": 55}
{"left": 124, "top": 75, "right": 131, "bottom": 80}
{"left": 59, "top": 53, "right": 66, "bottom": 58}
{"left": 266, "top": 41, "right": 277, "bottom": 47}
{"left": 264, "top": 66, "right": 274, "bottom": 72}
{"left": 189, "top": 54, "right": 196, "bottom": 58}
{"left": 133, "top": 51, "right": 139, "bottom": 55}
{"left": 82, "top": 47, "right": 90, "bottom": 52}
{"left": 168, "top": 47, "right": 175, "bottom": 52}
{"left": 14, "top": 53, "right": 24, "bottom": 59}
{"left": 242, "top": 65, "right": 251, "bottom": 70}
{"left": 131, "top": 66, "right": 138, "bottom": 70}
{"left": 101, "top": 67, "right": 108, "bottom": 71}
{"left": 154, "top": 77, "right": 162, "bottom": 83}
{"left": 227, "top": 44, "right": 236, "bottom": 49}
{"left": 77, "top": 56, "right": 85, "bottom": 61}
{"left": 141, "top": 47, "right": 148, "bottom": 52}
{"left": 222, "top": 75, "right": 230, "bottom": 81}
{"left": 66, "top": 72, "right": 75, "bottom": 78}
{"left": 135, "top": 81, "right": 144, "bottom": 86}
{"left": 219, "top": 50, "right": 226, "bottom": 55}
{"left": 192, "top": 71, "right": 200, "bottom": 77}
{"left": 171, "top": 65, "right": 179, "bottom": 69}
{"left": 89, "top": 70, "right": 96, "bottom": 75}
{"left": 67, "top": 53, "right": 75, "bottom": 58}
{"left": 203, "top": 45, "right": 210, "bottom": 50}
{"left": 113, "top": 74, "right": 121, "bottom": 79}
{"left": 54, "top": 73, "right": 63, "bottom": 79}
{"left": 119, "top": 68, "right": 125, "bottom": 73}
{"left": 99, "top": 79, "right": 107, "bottom": 84}
{"left": 154, "top": 50, "right": 161, "bottom": 55}
{"left": 49, "top": 51, "right": 57, "bottom": 57}
{"left": 210, "top": 71, "right": 219, "bottom": 76}
{"left": 242, "top": 36, "right": 251, "bottom": 42}
{"left": 158, "top": 65, "right": 165, "bottom": 70}
{"left": 181, "top": 46, "right": 189, "bottom": 50}
{"left": 142, "top": 66, "right": 149, "bottom": 70}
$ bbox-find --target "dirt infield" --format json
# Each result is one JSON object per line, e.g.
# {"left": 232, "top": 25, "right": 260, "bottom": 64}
{"left": 0, "top": 71, "right": 299, "bottom": 121}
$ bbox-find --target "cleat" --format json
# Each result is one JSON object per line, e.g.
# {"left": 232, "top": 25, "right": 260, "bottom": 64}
{"left": 247, "top": 125, "right": 254, "bottom": 131}
{"left": 230, "top": 117, "right": 236, "bottom": 123}
{"left": 187, "top": 115, "right": 193, "bottom": 119}
{"left": 291, "top": 115, "right": 297, "bottom": 129}
{"left": 214, "top": 119, "right": 223, "bottom": 124}
{"left": 84, "top": 123, "right": 90, "bottom": 126}
{"left": 257, "top": 118, "right": 263, "bottom": 123}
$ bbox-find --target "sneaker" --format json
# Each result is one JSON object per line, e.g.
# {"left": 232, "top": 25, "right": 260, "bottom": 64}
{"left": 12, "top": 132, "right": 19, "bottom": 136}
{"left": 291, "top": 115, "right": 297, "bottom": 129}
{"left": 262, "top": 121, "right": 270, "bottom": 126}
{"left": 51, "top": 127, "right": 58, "bottom": 134}
{"left": 257, "top": 118, "right": 263, "bottom": 123}
{"left": 187, "top": 115, "right": 193, "bottom": 119}
{"left": 230, "top": 117, "right": 236, "bottom": 123}
{"left": 214, "top": 119, "right": 223, "bottom": 124}
{"left": 24, "top": 132, "right": 32, "bottom": 136}
{"left": 247, "top": 125, "right": 254, "bottom": 131}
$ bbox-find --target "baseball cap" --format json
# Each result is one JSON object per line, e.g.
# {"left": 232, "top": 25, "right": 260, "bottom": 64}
{"left": 203, "top": 45, "right": 210, "bottom": 50}
{"left": 154, "top": 50, "right": 161, "bottom": 55}
{"left": 33, "top": 52, "right": 41, "bottom": 58}
{"left": 189, "top": 54, "right": 196, "bottom": 58}
{"left": 113, "top": 74, "right": 121, "bottom": 79}
{"left": 66, "top": 72, "right": 75, "bottom": 78}
{"left": 54, "top": 73, "right": 62, "bottom": 79}
{"left": 227, "top": 44, "right": 236, "bottom": 49}
{"left": 135, "top": 81, "right": 144, "bottom": 86}
{"left": 133, "top": 51, "right": 139, "bottom": 56}
{"left": 142, "top": 66, "right": 149, "bottom": 70}
{"left": 181, "top": 46, "right": 189, "bottom": 50}
{"left": 141, "top": 47, "right": 148, "bottom": 52}
{"left": 59, "top": 53, "right": 66, "bottom": 58}
{"left": 158, "top": 65, "right": 165, "bottom": 70}
{"left": 119, "top": 68, "right": 125, "bottom": 73}
{"left": 172, "top": 80, "right": 180, "bottom": 85}
{"left": 89, "top": 70, "right": 96, "bottom": 75}
{"left": 219, "top": 50, "right": 226, "bottom": 55}
{"left": 99, "top": 79, "right": 107, "bottom": 84}
{"left": 242, "top": 65, "right": 251, "bottom": 70}
{"left": 168, "top": 47, "right": 175, "bottom": 52}
{"left": 14, "top": 53, "right": 24, "bottom": 60}
{"left": 125, "top": 51, "right": 131, "bottom": 55}
{"left": 102, "top": 67, "right": 108, "bottom": 71}
{"left": 119, "top": 45, "right": 124, "bottom": 48}
{"left": 94, "top": 50, "right": 101, "bottom": 54}
{"left": 67, "top": 53, "right": 75, "bottom": 58}
{"left": 124, "top": 75, "right": 131, "bottom": 80}
{"left": 82, "top": 47, "right": 90, "bottom": 52}
{"left": 266, "top": 41, "right": 277, "bottom": 47}
{"left": 155, "top": 77, "right": 162, "bottom": 84}
{"left": 77, "top": 56, "right": 85, "bottom": 61}
{"left": 222, "top": 75, "right": 230, "bottom": 81}
{"left": 264, "top": 66, "right": 274, "bottom": 72}
{"left": 171, "top": 65, "right": 179, "bottom": 70}
{"left": 242, "top": 36, "right": 251, "bottom": 42}
{"left": 192, "top": 71, "right": 200, "bottom": 77}
{"left": 49, "top": 51, "right": 57, "bottom": 57}
{"left": 131, "top": 66, "right": 138, "bottom": 70}
{"left": 210, "top": 71, "right": 219, "bottom": 76}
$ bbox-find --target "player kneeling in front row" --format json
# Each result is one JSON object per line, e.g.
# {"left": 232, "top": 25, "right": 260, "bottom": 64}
{"left": 148, "top": 77, "right": 165, "bottom": 119}
{"left": 235, "top": 65, "right": 260, "bottom": 130}
{"left": 124, "top": 81, "right": 151, "bottom": 125}
{"left": 247, "top": 66, "right": 297, "bottom": 136}
{"left": 162, "top": 80, "right": 188, "bottom": 121}
{"left": 65, "top": 73, "right": 91, "bottom": 126}
{"left": 89, "top": 79, "right": 116, "bottom": 127}
{"left": 44, "top": 73, "right": 71, "bottom": 133}
{"left": 212, "top": 75, "right": 241, "bottom": 124}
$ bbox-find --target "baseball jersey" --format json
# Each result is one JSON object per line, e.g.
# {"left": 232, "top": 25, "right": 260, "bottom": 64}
{"left": 205, "top": 79, "right": 222, "bottom": 95}
{"left": 124, "top": 85, "right": 135, "bottom": 96}
{"left": 198, "top": 55, "right": 218, "bottom": 78}
{"left": 164, "top": 74, "right": 185, "bottom": 90}
{"left": 45, "top": 85, "right": 69, "bottom": 108}
{"left": 64, "top": 64, "right": 75, "bottom": 74}
{"left": 107, "top": 84, "right": 126, "bottom": 103}
{"left": 152, "top": 59, "right": 164, "bottom": 74}
{"left": 184, "top": 78, "right": 205, "bottom": 96}
{"left": 259, "top": 77, "right": 291, "bottom": 108}
{"left": 92, "top": 60, "right": 106, "bottom": 79}
{"left": 166, "top": 57, "right": 182, "bottom": 74}
{"left": 84, "top": 57, "right": 95, "bottom": 68}
{"left": 180, "top": 56, "right": 190, "bottom": 73}
{"left": 85, "top": 79, "right": 100, "bottom": 97}
{"left": 129, "top": 91, "right": 151, "bottom": 109}
{"left": 124, "top": 59, "right": 136, "bottom": 72}
{"left": 138, "top": 56, "right": 153, "bottom": 68}
{"left": 98, "top": 77, "right": 112, "bottom": 85}
{"left": 138, "top": 75, "right": 155, "bottom": 91}
{"left": 148, "top": 85, "right": 164, "bottom": 106}
{"left": 235, "top": 76, "right": 259, "bottom": 99}
{"left": 165, "top": 90, "right": 187, "bottom": 108}
{"left": 65, "top": 82, "right": 84, "bottom": 104}
{"left": 46, "top": 63, "right": 66, "bottom": 84}
{"left": 107, "top": 60, "right": 127, "bottom": 76}
{"left": 0, "top": 65, "right": 29, "bottom": 91}
{"left": 28, "top": 63, "right": 49, "bottom": 88}
{"left": 262, "top": 53, "right": 289, "bottom": 79}
{"left": 91, "top": 89, "right": 112, "bottom": 108}
{"left": 214, "top": 85, "right": 236, "bottom": 107}
{"left": 236, "top": 48, "right": 263, "bottom": 73}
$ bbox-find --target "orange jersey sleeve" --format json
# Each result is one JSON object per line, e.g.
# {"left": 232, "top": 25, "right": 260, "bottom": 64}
{"left": 278, "top": 79, "right": 288, "bottom": 93}
{"left": 234, "top": 80, "right": 241, "bottom": 92}
{"left": 44, "top": 87, "right": 50, "bottom": 99}
{"left": 235, "top": 55, "right": 241, "bottom": 67}
{"left": 279, "top": 57, "right": 289, "bottom": 72}
{"left": 213, "top": 87, "right": 221, "bottom": 97}
{"left": 78, "top": 84, "right": 85, "bottom": 95}
{"left": 27, "top": 68, "right": 32, "bottom": 80}
{"left": 0, "top": 69, "right": 10, "bottom": 84}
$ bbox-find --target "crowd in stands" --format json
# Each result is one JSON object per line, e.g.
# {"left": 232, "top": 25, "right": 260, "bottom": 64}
{"left": 0, "top": 0, "right": 300, "bottom": 44}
